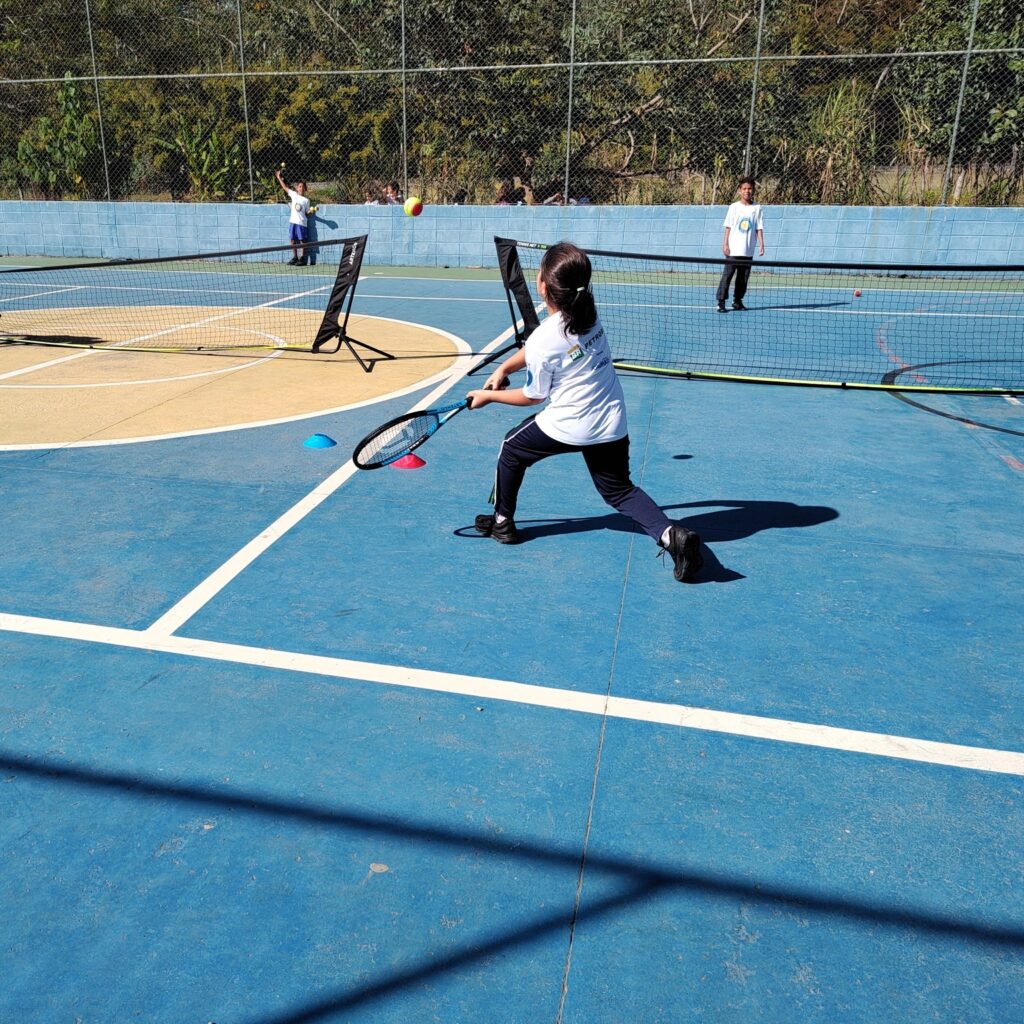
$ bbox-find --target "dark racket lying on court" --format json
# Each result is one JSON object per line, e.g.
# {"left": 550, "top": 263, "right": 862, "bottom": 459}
{"left": 352, "top": 399, "right": 472, "bottom": 469}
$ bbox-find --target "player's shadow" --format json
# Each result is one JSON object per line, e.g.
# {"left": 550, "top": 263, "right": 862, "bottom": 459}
{"left": 307, "top": 213, "right": 339, "bottom": 266}
{"left": 457, "top": 499, "right": 838, "bottom": 583}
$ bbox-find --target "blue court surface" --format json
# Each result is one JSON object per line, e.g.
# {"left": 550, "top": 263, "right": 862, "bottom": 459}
{"left": 1, "top": 266, "right": 1023, "bottom": 1023}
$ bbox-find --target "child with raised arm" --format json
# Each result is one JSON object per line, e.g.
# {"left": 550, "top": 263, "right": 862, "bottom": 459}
{"left": 275, "top": 168, "right": 311, "bottom": 266}
{"left": 466, "top": 241, "right": 703, "bottom": 583}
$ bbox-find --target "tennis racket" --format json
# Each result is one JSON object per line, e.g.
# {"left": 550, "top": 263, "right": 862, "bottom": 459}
{"left": 352, "top": 398, "right": 472, "bottom": 469}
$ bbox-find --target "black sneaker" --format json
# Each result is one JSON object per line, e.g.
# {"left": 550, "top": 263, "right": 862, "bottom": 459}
{"left": 287, "top": 257, "right": 299, "bottom": 265}
{"left": 296, "top": 257, "right": 308, "bottom": 266}
{"left": 732, "top": 300, "right": 747, "bottom": 311}
{"left": 660, "top": 523, "right": 703, "bottom": 583}
{"left": 716, "top": 302, "right": 727, "bottom": 313}
{"left": 474, "top": 513, "right": 519, "bottom": 544}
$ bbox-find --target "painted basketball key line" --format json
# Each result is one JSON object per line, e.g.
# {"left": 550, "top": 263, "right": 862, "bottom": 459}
{"left": 2, "top": 610, "right": 1022, "bottom": 777}
{"left": 1, "top": 349, "right": 282, "bottom": 387}
{"left": 1, "top": 285, "right": 330, "bottom": 371}
{"left": 0, "top": 318, "right": 473, "bottom": 450}
{"left": 0, "top": 346, "right": 96, "bottom": 381}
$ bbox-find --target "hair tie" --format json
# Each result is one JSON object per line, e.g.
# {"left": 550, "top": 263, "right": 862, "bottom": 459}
{"left": 576, "top": 286, "right": 585, "bottom": 292}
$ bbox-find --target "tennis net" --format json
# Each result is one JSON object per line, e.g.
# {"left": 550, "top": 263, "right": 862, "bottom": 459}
{"left": 0, "top": 235, "right": 386, "bottom": 368}
{"left": 495, "top": 237, "right": 1024, "bottom": 394}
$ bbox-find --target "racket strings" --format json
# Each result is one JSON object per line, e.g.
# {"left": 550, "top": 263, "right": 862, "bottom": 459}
{"left": 357, "top": 414, "right": 435, "bottom": 466}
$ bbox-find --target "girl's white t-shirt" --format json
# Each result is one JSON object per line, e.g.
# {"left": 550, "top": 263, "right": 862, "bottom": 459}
{"left": 521, "top": 313, "right": 627, "bottom": 445}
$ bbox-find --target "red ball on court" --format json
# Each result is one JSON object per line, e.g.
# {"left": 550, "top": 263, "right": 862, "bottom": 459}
{"left": 854, "top": 289, "right": 862, "bottom": 297}
{"left": 404, "top": 196, "right": 424, "bottom": 217}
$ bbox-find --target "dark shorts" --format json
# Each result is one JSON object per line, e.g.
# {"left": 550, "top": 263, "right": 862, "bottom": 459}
{"left": 289, "top": 224, "right": 307, "bottom": 243}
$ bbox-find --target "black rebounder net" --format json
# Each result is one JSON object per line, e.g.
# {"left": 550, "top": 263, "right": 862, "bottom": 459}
{"left": 495, "top": 236, "right": 1024, "bottom": 394}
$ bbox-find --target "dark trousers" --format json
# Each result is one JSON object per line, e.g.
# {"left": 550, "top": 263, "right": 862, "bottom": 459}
{"left": 716, "top": 256, "right": 753, "bottom": 303}
{"left": 494, "top": 417, "right": 671, "bottom": 542}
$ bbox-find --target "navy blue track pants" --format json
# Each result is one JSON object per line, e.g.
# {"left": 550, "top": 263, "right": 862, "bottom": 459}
{"left": 493, "top": 416, "right": 671, "bottom": 542}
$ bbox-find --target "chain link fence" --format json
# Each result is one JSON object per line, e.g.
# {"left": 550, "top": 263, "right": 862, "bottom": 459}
{"left": 1, "top": 0, "right": 1021, "bottom": 206}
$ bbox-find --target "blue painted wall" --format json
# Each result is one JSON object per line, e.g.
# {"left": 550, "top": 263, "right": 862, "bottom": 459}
{"left": 1, "top": 200, "right": 1022, "bottom": 267}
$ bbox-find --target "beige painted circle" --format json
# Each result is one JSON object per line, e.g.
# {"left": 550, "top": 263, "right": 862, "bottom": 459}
{"left": 0, "top": 308, "right": 470, "bottom": 449}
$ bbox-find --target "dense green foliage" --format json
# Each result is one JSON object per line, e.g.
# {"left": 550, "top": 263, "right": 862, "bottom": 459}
{"left": 0, "top": 0, "right": 1021, "bottom": 204}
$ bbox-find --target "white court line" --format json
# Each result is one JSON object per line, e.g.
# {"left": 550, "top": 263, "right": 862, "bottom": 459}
{"left": 5, "top": 286, "right": 504, "bottom": 304}
{"left": 597, "top": 279, "right": 1024, "bottom": 299}
{"left": 1, "top": 285, "right": 88, "bottom": 304}
{"left": 0, "top": 318, "right": 474, "bottom": 451}
{"left": 144, "top": 320, "right": 522, "bottom": 637}
{"left": 356, "top": 293, "right": 507, "bottom": 303}
{"left": 1, "top": 349, "right": 283, "bottom": 388}
{"left": 2, "top": 610, "right": 1022, "bottom": 777}
{"left": 0, "top": 283, "right": 333, "bottom": 385}
{"left": 597, "top": 299, "right": 1024, "bottom": 320}
{"left": 0, "top": 347, "right": 97, "bottom": 381}
{"left": 2, "top": 284, "right": 312, "bottom": 299}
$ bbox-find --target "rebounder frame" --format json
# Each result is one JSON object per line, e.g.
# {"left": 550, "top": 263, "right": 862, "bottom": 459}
{"left": 311, "top": 233, "right": 395, "bottom": 372}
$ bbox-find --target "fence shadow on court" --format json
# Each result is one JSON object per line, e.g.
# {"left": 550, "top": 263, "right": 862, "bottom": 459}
{"left": 2, "top": 751, "right": 1021, "bottom": 1024}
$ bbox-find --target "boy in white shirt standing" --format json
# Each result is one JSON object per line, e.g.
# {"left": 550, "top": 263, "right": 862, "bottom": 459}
{"left": 716, "top": 176, "right": 764, "bottom": 312}
{"left": 275, "top": 167, "right": 311, "bottom": 266}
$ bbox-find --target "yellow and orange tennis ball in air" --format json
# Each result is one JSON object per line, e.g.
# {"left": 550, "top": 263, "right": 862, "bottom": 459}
{"left": 854, "top": 289, "right": 862, "bottom": 297}
{"left": 404, "top": 196, "right": 424, "bottom": 217}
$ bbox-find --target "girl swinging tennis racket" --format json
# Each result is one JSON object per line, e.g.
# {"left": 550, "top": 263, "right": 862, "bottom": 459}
{"left": 466, "top": 241, "right": 702, "bottom": 583}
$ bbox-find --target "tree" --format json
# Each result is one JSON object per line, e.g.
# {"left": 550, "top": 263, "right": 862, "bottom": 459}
{"left": 16, "top": 74, "right": 105, "bottom": 199}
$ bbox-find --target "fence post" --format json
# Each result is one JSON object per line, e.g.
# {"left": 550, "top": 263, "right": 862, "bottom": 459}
{"left": 743, "top": 0, "right": 766, "bottom": 178}
{"left": 235, "top": 0, "right": 255, "bottom": 202}
{"left": 401, "top": 0, "right": 409, "bottom": 198}
{"left": 563, "top": 0, "right": 578, "bottom": 202}
{"left": 941, "top": 0, "right": 981, "bottom": 205}
{"left": 83, "top": 0, "right": 111, "bottom": 201}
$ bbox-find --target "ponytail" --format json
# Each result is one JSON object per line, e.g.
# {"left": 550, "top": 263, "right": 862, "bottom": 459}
{"left": 539, "top": 242, "right": 598, "bottom": 336}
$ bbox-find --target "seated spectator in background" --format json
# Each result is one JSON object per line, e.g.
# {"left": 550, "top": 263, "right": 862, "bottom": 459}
{"left": 363, "top": 186, "right": 381, "bottom": 205}
{"left": 541, "top": 190, "right": 563, "bottom": 206}
{"left": 495, "top": 180, "right": 513, "bottom": 205}
{"left": 510, "top": 186, "right": 527, "bottom": 205}
{"left": 451, "top": 188, "right": 468, "bottom": 205}
{"left": 383, "top": 181, "right": 404, "bottom": 205}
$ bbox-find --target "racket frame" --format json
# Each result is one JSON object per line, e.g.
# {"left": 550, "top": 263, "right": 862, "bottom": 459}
{"left": 351, "top": 398, "right": 471, "bottom": 469}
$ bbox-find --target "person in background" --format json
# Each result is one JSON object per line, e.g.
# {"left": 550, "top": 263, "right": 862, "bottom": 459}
{"left": 383, "top": 181, "right": 404, "bottom": 205}
{"left": 274, "top": 167, "right": 311, "bottom": 266}
{"left": 716, "top": 176, "right": 765, "bottom": 312}
{"left": 363, "top": 185, "right": 381, "bottom": 205}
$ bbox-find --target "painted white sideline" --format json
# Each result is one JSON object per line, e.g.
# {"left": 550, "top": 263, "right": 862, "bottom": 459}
{"left": 145, "top": 321, "right": 522, "bottom": 637}
{"left": 2, "top": 611, "right": 1023, "bottom": 777}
